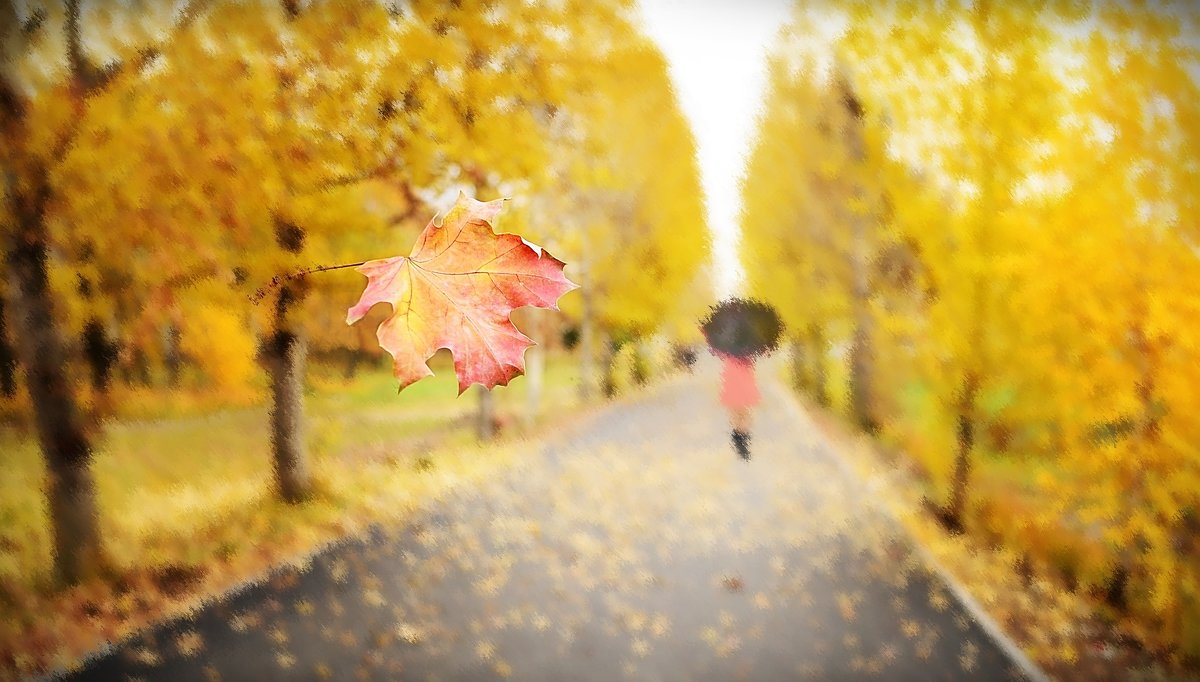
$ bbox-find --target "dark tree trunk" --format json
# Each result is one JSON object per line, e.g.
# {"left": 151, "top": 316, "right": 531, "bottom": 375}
{"left": 163, "top": 322, "right": 182, "bottom": 387}
{"left": 524, "top": 311, "right": 545, "bottom": 428}
{"left": 573, "top": 210, "right": 600, "bottom": 400}
{"left": 630, "top": 341, "right": 648, "bottom": 386}
{"left": 343, "top": 349, "right": 361, "bottom": 380}
{"left": 1103, "top": 565, "right": 1129, "bottom": 612}
{"left": 1176, "top": 510, "right": 1200, "bottom": 660}
{"left": 476, "top": 387, "right": 496, "bottom": 440}
{"left": 468, "top": 175, "right": 500, "bottom": 439}
{"left": 808, "top": 323, "right": 829, "bottom": 407}
{"left": 848, "top": 318, "right": 877, "bottom": 434}
{"left": 1100, "top": 319, "right": 1159, "bottom": 621}
{"left": 132, "top": 346, "right": 152, "bottom": 386}
{"left": 788, "top": 339, "right": 807, "bottom": 393}
{"left": 262, "top": 286, "right": 312, "bottom": 503}
{"left": 263, "top": 329, "right": 311, "bottom": 502}
{"left": 945, "top": 372, "right": 979, "bottom": 531}
{"left": 81, "top": 317, "right": 118, "bottom": 394}
{"left": 0, "top": 295, "right": 17, "bottom": 397}
{"left": 841, "top": 73, "right": 878, "bottom": 435}
{"left": 601, "top": 335, "right": 617, "bottom": 398}
{"left": 5, "top": 172, "right": 105, "bottom": 585}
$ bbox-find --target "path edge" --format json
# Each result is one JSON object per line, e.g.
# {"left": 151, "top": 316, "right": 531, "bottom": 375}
{"left": 774, "top": 381, "right": 1054, "bottom": 682}
{"left": 31, "top": 372, "right": 696, "bottom": 682}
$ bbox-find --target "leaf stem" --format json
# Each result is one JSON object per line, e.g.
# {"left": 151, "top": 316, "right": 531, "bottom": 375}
{"left": 248, "top": 260, "right": 372, "bottom": 304}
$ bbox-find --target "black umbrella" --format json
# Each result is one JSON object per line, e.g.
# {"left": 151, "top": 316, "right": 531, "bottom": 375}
{"left": 701, "top": 297, "right": 783, "bottom": 360}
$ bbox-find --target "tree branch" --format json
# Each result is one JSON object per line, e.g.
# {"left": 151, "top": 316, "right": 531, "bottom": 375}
{"left": 248, "top": 260, "right": 369, "bottom": 306}
{"left": 0, "top": 74, "right": 23, "bottom": 133}
{"left": 64, "top": 0, "right": 98, "bottom": 91}
{"left": 301, "top": 158, "right": 402, "bottom": 196}
{"left": 161, "top": 262, "right": 219, "bottom": 290}
{"left": 68, "top": 0, "right": 213, "bottom": 99}
{"left": 47, "top": 0, "right": 211, "bottom": 165}
{"left": 297, "top": 168, "right": 424, "bottom": 226}
{"left": 0, "top": 1, "right": 25, "bottom": 65}
{"left": 393, "top": 182, "right": 422, "bottom": 222}
{"left": 1, "top": 6, "right": 41, "bottom": 153}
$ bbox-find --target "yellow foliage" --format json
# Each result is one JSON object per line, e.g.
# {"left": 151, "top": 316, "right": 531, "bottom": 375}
{"left": 177, "top": 303, "right": 258, "bottom": 399}
{"left": 744, "top": 0, "right": 1200, "bottom": 658}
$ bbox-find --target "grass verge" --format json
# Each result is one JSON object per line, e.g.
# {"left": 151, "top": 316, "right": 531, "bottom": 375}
{"left": 0, "top": 353, "right": 584, "bottom": 680}
{"left": 787, "top": 388, "right": 1192, "bottom": 681}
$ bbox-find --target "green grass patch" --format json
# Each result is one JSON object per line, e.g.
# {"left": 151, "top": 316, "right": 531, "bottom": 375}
{"left": 0, "top": 352, "right": 581, "bottom": 589}
{"left": 0, "top": 351, "right": 585, "bottom": 678}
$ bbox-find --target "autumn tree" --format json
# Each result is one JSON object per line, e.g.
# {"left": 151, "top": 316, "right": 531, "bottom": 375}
{"left": 57, "top": 0, "right": 592, "bottom": 492}
{"left": 521, "top": 12, "right": 708, "bottom": 398}
{"left": 835, "top": 0, "right": 1070, "bottom": 529}
{"left": 749, "top": 0, "right": 1200, "bottom": 659}
{"left": 0, "top": 0, "right": 673, "bottom": 582}
{"left": 741, "top": 18, "right": 895, "bottom": 423}
{"left": 1007, "top": 1, "right": 1200, "bottom": 655}
{"left": 740, "top": 43, "right": 845, "bottom": 406}
{"left": 0, "top": 0, "right": 219, "bottom": 584}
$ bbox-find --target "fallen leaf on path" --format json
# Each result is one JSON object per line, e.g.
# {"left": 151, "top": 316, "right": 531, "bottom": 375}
{"left": 176, "top": 630, "right": 204, "bottom": 657}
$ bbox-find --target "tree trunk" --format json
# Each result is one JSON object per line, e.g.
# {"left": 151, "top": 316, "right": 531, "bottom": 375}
{"left": 630, "top": 340, "right": 648, "bottom": 386}
{"left": 0, "top": 295, "right": 17, "bottom": 397}
{"left": 1132, "top": 322, "right": 1161, "bottom": 447}
{"left": 1103, "top": 318, "right": 1158, "bottom": 616}
{"left": 133, "top": 346, "right": 152, "bottom": 386}
{"left": 788, "top": 338, "right": 808, "bottom": 393}
{"left": 476, "top": 387, "right": 496, "bottom": 440}
{"left": 946, "top": 372, "right": 979, "bottom": 530}
{"left": 808, "top": 323, "right": 829, "bottom": 407}
{"left": 525, "top": 314, "right": 545, "bottom": 428}
{"left": 343, "top": 349, "right": 362, "bottom": 380}
{"left": 578, "top": 276, "right": 597, "bottom": 401}
{"left": 843, "top": 83, "right": 877, "bottom": 435}
{"left": 848, "top": 209, "right": 877, "bottom": 433}
{"left": 264, "top": 331, "right": 311, "bottom": 502}
{"left": 601, "top": 334, "right": 617, "bottom": 398}
{"left": 1103, "top": 565, "right": 1129, "bottom": 611}
{"left": 163, "top": 322, "right": 182, "bottom": 388}
{"left": 465, "top": 174, "right": 502, "bottom": 439}
{"left": 82, "top": 317, "right": 117, "bottom": 394}
{"left": 848, "top": 319, "right": 877, "bottom": 433}
{"left": 262, "top": 290, "right": 311, "bottom": 503}
{"left": 5, "top": 172, "right": 106, "bottom": 585}
{"left": 1177, "top": 511, "right": 1200, "bottom": 661}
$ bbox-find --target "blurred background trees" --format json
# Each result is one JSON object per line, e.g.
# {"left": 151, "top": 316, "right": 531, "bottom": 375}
{"left": 10, "top": 0, "right": 1198, "bottom": 671}
{"left": 741, "top": 0, "right": 1200, "bottom": 662}
{"left": 0, "top": 0, "right": 709, "bottom": 587}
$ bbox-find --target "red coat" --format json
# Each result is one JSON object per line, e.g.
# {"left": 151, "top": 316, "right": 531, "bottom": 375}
{"left": 717, "top": 354, "right": 760, "bottom": 409}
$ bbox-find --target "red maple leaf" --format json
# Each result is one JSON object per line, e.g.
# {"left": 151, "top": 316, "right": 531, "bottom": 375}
{"left": 347, "top": 192, "right": 577, "bottom": 393}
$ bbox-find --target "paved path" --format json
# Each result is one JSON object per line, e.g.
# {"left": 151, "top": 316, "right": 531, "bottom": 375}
{"left": 57, "top": 363, "right": 1035, "bottom": 681}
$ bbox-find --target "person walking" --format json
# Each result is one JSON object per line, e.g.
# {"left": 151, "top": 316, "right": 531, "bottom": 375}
{"left": 701, "top": 297, "right": 781, "bottom": 462}
{"left": 717, "top": 350, "right": 760, "bottom": 459}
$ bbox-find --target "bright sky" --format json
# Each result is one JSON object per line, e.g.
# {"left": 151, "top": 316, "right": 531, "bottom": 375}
{"left": 636, "top": 0, "right": 794, "bottom": 301}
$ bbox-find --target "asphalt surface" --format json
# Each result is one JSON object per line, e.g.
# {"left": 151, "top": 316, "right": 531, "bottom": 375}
{"left": 55, "top": 362, "right": 1036, "bottom": 681}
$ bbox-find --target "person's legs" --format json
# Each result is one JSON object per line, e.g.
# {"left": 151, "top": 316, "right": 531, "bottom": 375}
{"left": 731, "top": 407, "right": 751, "bottom": 432}
{"left": 730, "top": 408, "right": 752, "bottom": 459}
